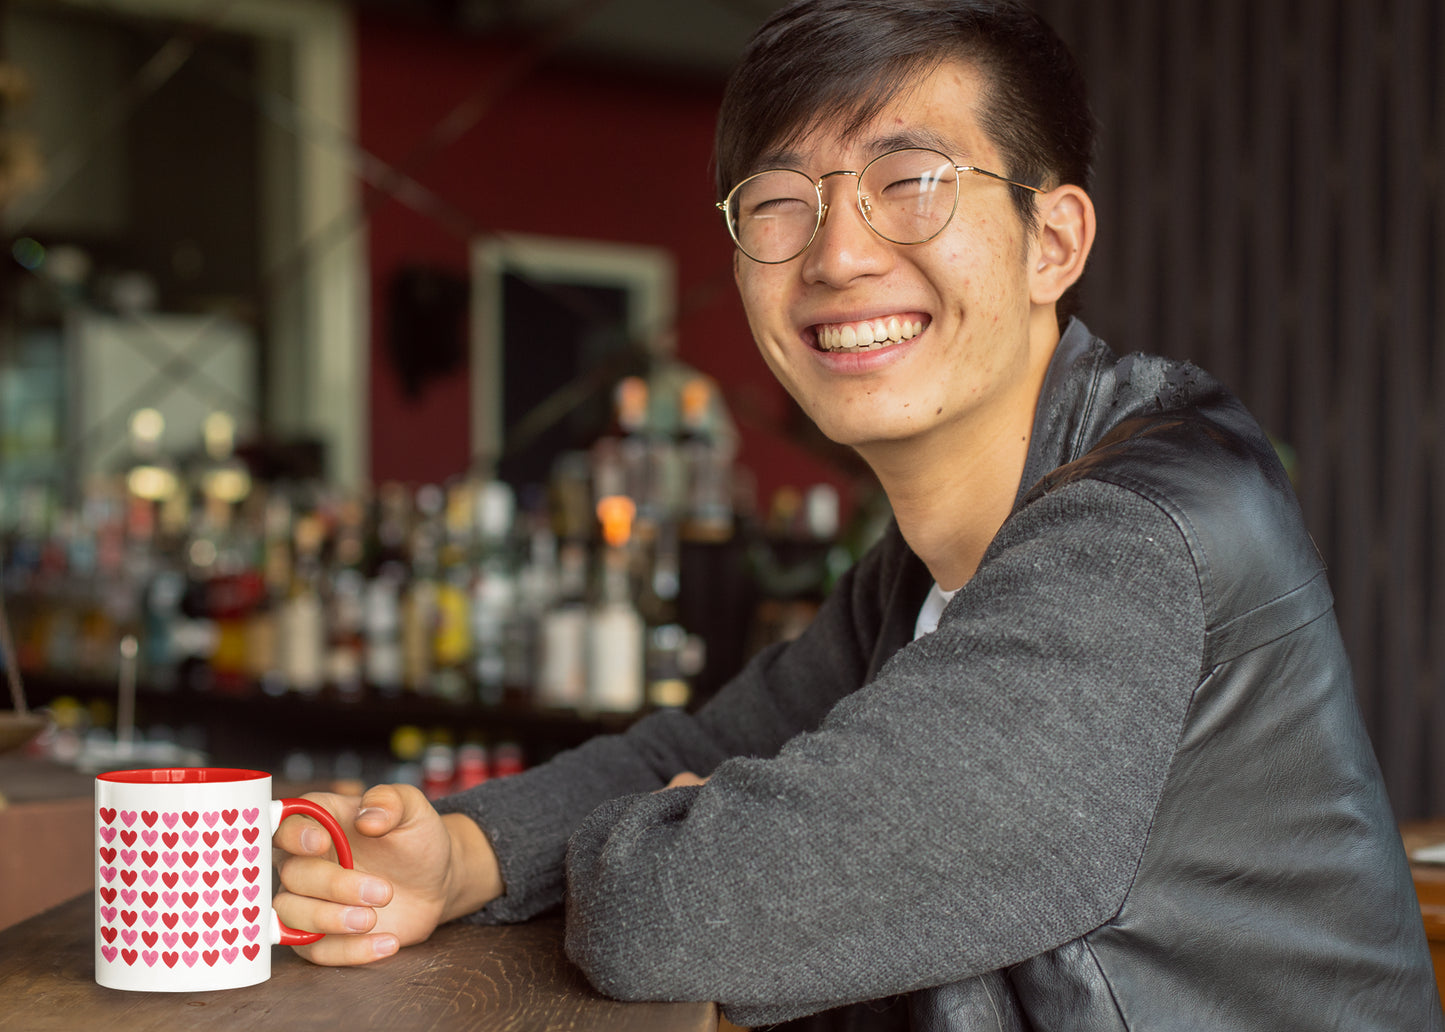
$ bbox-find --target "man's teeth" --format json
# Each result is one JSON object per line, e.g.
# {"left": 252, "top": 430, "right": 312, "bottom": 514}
{"left": 816, "top": 317, "right": 924, "bottom": 352}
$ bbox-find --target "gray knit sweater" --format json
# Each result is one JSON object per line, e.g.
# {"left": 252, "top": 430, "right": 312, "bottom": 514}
{"left": 435, "top": 323, "right": 1205, "bottom": 1027}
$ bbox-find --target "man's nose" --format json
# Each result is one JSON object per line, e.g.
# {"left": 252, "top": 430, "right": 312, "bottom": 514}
{"left": 800, "top": 181, "right": 890, "bottom": 285}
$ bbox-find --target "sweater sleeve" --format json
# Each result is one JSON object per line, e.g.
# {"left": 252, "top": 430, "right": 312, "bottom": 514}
{"left": 431, "top": 524, "right": 905, "bottom": 924}
{"left": 562, "top": 479, "right": 1206, "bottom": 1027}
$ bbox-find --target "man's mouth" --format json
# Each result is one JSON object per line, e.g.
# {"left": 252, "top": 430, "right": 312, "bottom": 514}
{"left": 813, "top": 316, "right": 926, "bottom": 353}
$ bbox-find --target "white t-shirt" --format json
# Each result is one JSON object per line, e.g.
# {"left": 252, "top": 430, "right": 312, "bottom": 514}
{"left": 913, "top": 582, "right": 958, "bottom": 640}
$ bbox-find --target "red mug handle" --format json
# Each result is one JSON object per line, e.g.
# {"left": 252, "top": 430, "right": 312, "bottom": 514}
{"left": 275, "top": 797, "right": 357, "bottom": 946}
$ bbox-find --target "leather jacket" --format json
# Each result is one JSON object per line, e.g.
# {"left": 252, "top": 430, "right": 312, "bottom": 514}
{"left": 911, "top": 322, "right": 1442, "bottom": 1031}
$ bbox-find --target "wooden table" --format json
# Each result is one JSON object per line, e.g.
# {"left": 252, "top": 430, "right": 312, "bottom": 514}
{"left": 1404, "top": 821, "right": 1445, "bottom": 1007}
{"left": 0, "top": 893, "right": 717, "bottom": 1031}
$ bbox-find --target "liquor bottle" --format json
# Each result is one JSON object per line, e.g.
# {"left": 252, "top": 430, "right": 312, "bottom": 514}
{"left": 246, "top": 490, "right": 291, "bottom": 696}
{"left": 587, "top": 495, "right": 645, "bottom": 713}
{"left": 678, "top": 377, "right": 735, "bottom": 543}
{"left": 278, "top": 513, "right": 326, "bottom": 695}
{"left": 536, "top": 537, "right": 589, "bottom": 710}
{"left": 325, "top": 494, "right": 367, "bottom": 702}
{"left": 401, "top": 486, "right": 443, "bottom": 695}
{"left": 467, "top": 480, "right": 516, "bottom": 706}
{"left": 363, "top": 560, "right": 406, "bottom": 696}
{"left": 640, "top": 518, "right": 703, "bottom": 710}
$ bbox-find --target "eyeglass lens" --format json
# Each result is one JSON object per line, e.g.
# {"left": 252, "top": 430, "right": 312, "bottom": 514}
{"left": 726, "top": 149, "right": 959, "bottom": 263}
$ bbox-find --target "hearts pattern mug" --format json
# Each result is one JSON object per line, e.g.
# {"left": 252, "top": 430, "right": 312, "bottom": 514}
{"left": 95, "top": 768, "right": 353, "bottom": 992}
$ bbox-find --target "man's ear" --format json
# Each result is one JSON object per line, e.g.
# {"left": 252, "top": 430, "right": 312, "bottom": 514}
{"left": 1029, "top": 185, "right": 1095, "bottom": 305}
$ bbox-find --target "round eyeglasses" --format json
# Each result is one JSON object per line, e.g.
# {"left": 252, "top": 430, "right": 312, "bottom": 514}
{"left": 717, "top": 147, "right": 1043, "bottom": 265}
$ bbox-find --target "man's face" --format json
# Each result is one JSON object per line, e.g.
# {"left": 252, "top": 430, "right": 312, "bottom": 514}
{"left": 732, "top": 61, "right": 1050, "bottom": 461}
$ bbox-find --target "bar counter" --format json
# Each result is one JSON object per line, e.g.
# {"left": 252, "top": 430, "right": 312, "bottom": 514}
{"left": 0, "top": 891, "right": 716, "bottom": 1031}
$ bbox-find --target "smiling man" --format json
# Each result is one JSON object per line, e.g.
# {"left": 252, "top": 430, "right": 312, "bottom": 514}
{"left": 274, "top": 2, "right": 1441, "bottom": 1029}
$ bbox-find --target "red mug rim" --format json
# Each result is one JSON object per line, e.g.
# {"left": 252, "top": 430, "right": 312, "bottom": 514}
{"left": 96, "top": 768, "right": 269, "bottom": 785}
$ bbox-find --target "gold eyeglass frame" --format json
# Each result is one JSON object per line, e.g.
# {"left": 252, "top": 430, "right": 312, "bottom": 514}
{"left": 717, "top": 147, "right": 1043, "bottom": 264}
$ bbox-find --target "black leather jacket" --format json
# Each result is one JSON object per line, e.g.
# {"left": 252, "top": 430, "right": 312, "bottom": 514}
{"left": 910, "top": 322, "right": 1441, "bottom": 1030}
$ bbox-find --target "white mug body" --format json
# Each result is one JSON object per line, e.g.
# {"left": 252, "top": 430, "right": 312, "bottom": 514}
{"left": 94, "top": 768, "right": 283, "bottom": 992}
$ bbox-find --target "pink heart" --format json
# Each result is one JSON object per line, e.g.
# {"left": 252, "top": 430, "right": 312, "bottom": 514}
{"left": 162, "top": 812, "right": 180, "bottom": 828}
{"left": 141, "top": 830, "right": 159, "bottom": 846}
{"left": 141, "top": 911, "right": 158, "bottom": 927}
{"left": 119, "top": 850, "right": 137, "bottom": 866}
{"left": 242, "top": 808, "right": 260, "bottom": 825}
{"left": 203, "top": 812, "right": 220, "bottom": 828}
{"left": 98, "top": 827, "right": 116, "bottom": 844}
{"left": 181, "top": 951, "right": 199, "bottom": 968}
{"left": 182, "top": 830, "right": 200, "bottom": 847}
{"left": 202, "top": 930, "right": 220, "bottom": 947}
{"left": 221, "top": 870, "right": 239, "bottom": 885}
{"left": 182, "top": 912, "right": 199, "bottom": 927}
{"left": 100, "top": 906, "right": 117, "bottom": 923}
{"left": 119, "top": 811, "right": 137, "bottom": 827}
{"left": 162, "top": 892, "right": 179, "bottom": 908}
{"left": 242, "top": 846, "right": 260, "bottom": 864}
{"left": 242, "top": 886, "right": 260, "bottom": 902}
{"left": 120, "top": 890, "right": 137, "bottom": 906}
{"left": 221, "top": 829, "right": 239, "bottom": 844}
{"left": 222, "top": 908, "right": 239, "bottom": 925}
{"left": 99, "top": 867, "right": 116, "bottom": 884}
{"left": 203, "top": 890, "right": 220, "bottom": 907}
{"left": 182, "top": 871, "right": 199, "bottom": 887}
{"left": 141, "top": 871, "right": 159, "bottom": 886}
{"left": 120, "top": 929, "right": 137, "bottom": 946}
{"left": 161, "top": 852, "right": 179, "bottom": 868}
{"left": 222, "top": 947, "right": 240, "bottom": 964}
{"left": 162, "top": 931, "right": 180, "bottom": 948}
{"left": 242, "top": 925, "right": 260, "bottom": 942}
{"left": 142, "top": 950, "right": 159, "bottom": 967}
{"left": 101, "top": 945, "right": 118, "bottom": 963}
{"left": 202, "top": 851, "right": 220, "bottom": 867}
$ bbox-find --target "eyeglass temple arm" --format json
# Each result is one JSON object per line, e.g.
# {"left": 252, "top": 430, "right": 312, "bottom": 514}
{"left": 957, "top": 165, "right": 1044, "bottom": 194}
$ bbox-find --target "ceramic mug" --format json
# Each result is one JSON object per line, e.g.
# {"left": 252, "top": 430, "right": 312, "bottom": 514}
{"left": 94, "top": 767, "right": 354, "bottom": 991}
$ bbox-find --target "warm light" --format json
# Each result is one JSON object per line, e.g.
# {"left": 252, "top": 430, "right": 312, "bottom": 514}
{"left": 125, "top": 464, "right": 177, "bottom": 501}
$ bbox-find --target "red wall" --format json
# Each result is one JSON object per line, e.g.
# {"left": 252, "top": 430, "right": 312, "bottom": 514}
{"left": 357, "top": 14, "right": 854, "bottom": 518}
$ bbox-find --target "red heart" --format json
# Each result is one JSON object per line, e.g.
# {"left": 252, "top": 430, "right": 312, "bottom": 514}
{"left": 182, "top": 932, "right": 199, "bottom": 948}
{"left": 141, "top": 811, "right": 158, "bottom": 828}
{"left": 100, "top": 888, "right": 117, "bottom": 904}
{"left": 99, "top": 847, "right": 117, "bottom": 864}
{"left": 242, "top": 907, "right": 260, "bottom": 923}
{"left": 222, "top": 850, "right": 239, "bottom": 865}
{"left": 141, "top": 892, "right": 159, "bottom": 908}
{"left": 182, "top": 851, "right": 199, "bottom": 868}
{"left": 221, "top": 810, "right": 238, "bottom": 826}
{"left": 162, "top": 832, "right": 179, "bottom": 848}
{"left": 221, "top": 929, "right": 239, "bottom": 945}
{"left": 121, "top": 949, "right": 138, "bottom": 966}
{"left": 163, "top": 952, "right": 179, "bottom": 968}
{"left": 120, "top": 911, "right": 137, "bottom": 927}
{"left": 141, "top": 931, "right": 159, "bottom": 948}
{"left": 242, "top": 944, "right": 260, "bottom": 961}
{"left": 242, "top": 828, "right": 260, "bottom": 844}
{"left": 222, "top": 889, "right": 239, "bottom": 905}
{"left": 162, "top": 873, "right": 180, "bottom": 888}
{"left": 242, "top": 868, "right": 259, "bottom": 884}
{"left": 162, "top": 913, "right": 179, "bottom": 929}
{"left": 203, "top": 912, "right": 219, "bottom": 928}
{"left": 120, "top": 871, "right": 137, "bottom": 886}
{"left": 203, "top": 872, "right": 220, "bottom": 887}
{"left": 182, "top": 892, "right": 199, "bottom": 908}
{"left": 99, "top": 807, "right": 117, "bottom": 824}
{"left": 141, "top": 851, "right": 158, "bottom": 868}
{"left": 119, "top": 831, "right": 137, "bottom": 847}
{"left": 203, "top": 950, "right": 220, "bottom": 966}
{"left": 182, "top": 812, "right": 199, "bottom": 827}
{"left": 101, "top": 927, "right": 117, "bottom": 944}
{"left": 203, "top": 831, "right": 220, "bottom": 847}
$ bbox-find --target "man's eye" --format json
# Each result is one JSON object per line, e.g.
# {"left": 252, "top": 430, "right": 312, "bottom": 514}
{"left": 747, "top": 196, "right": 813, "bottom": 217}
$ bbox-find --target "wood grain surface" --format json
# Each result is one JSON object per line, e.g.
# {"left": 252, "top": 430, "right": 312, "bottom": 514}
{"left": 0, "top": 893, "right": 716, "bottom": 1032}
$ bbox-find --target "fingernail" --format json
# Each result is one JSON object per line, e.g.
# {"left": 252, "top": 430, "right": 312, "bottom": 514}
{"left": 356, "top": 807, "right": 386, "bottom": 824}
{"left": 343, "top": 907, "right": 371, "bottom": 932}
{"left": 300, "top": 828, "right": 327, "bottom": 853}
{"left": 373, "top": 934, "right": 399, "bottom": 958}
{"left": 359, "top": 879, "right": 389, "bottom": 906}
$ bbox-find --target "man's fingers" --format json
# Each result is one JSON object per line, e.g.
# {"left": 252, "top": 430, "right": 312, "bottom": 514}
{"left": 355, "top": 783, "right": 430, "bottom": 836}
{"left": 278, "top": 854, "right": 394, "bottom": 911}
{"left": 288, "top": 931, "right": 401, "bottom": 968}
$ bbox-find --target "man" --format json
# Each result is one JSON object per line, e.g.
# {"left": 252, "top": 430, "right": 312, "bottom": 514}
{"left": 276, "top": 2, "right": 1441, "bottom": 1028}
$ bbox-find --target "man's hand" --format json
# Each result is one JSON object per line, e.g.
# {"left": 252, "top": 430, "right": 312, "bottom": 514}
{"left": 273, "top": 783, "right": 502, "bottom": 966}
